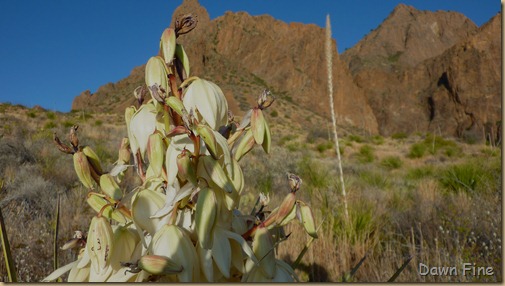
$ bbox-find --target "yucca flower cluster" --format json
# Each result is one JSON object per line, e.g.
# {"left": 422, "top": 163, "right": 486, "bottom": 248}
{"left": 44, "top": 14, "right": 317, "bottom": 282}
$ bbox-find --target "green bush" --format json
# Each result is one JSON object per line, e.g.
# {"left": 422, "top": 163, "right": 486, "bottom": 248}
{"left": 27, "top": 111, "right": 37, "bottom": 118}
{"left": 439, "top": 163, "right": 486, "bottom": 194}
{"left": 62, "top": 121, "right": 75, "bottom": 128}
{"left": 316, "top": 141, "right": 334, "bottom": 153}
{"left": 357, "top": 145, "right": 374, "bottom": 163}
{"left": 406, "top": 166, "right": 435, "bottom": 180}
{"left": 407, "top": 143, "right": 426, "bottom": 158}
{"left": 46, "top": 112, "right": 56, "bottom": 120}
{"left": 94, "top": 120, "right": 103, "bottom": 126}
{"left": 380, "top": 156, "right": 403, "bottom": 170}
{"left": 270, "top": 110, "right": 278, "bottom": 117}
{"left": 44, "top": 121, "right": 56, "bottom": 129}
{"left": 391, "top": 132, "right": 408, "bottom": 140}
{"left": 348, "top": 134, "right": 364, "bottom": 143}
{"left": 371, "top": 135, "right": 384, "bottom": 145}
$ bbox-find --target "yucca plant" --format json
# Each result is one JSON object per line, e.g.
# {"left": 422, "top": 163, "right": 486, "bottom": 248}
{"left": 43, "top": 13, "right": 317, "bottom": 282}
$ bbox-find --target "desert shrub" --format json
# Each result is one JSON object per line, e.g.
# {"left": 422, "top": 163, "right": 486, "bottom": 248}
{"left": 279, "top": 134, "right": 296, "bottom": 146}
{"left": 371, "top": 135, "right": 384, "bottom": 145}
{"left": 406, "top": 165, "right": 435, "bottom": 180}
{"left": 357, "top": 144, "right": 374, "bottom": 163}
{"left": 391, "top": 132, "right": 408, "bottom": 140}
{"left": 348, "top": 134, "right": 364, "bottom": 143}
{"left": 407, "top": 142, "right": 426, "bottom": 158}
{"left": 27, "top": 111, "right": 37, "bottom": 118}
{"left": 317, "top": 140, "right": 334, "bottom": 153}
{"left": 46, "top": 112, "right": 56, "bottom": 120}
{"left": 439, "top": 163, "right": 487, "bottom": 194}
{"left": 380, "top": 156, "right": 403, "bottom": 170}
{"left": 270, "top": 110, "right": 278, "bottom": 117}
{"left": 94, "top": 119, "right": 103, "bottom": 126}
{"left": 61, "top": 120, "right": 74, "bottom": 128}
{"left": 43, "top": 121, "right": 56, "bottom": 129}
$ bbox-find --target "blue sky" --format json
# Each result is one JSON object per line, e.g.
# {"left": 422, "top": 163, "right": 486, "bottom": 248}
{"left": 0, "top": 1, "right": 500, "bottom": 112}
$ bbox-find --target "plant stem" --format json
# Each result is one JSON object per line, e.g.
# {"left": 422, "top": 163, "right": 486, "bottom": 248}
{"left": 326, "top": 14, "right": 349, "bottom": 222}
{"left": 0, "top": 205, "right": 17, "bottom": 282}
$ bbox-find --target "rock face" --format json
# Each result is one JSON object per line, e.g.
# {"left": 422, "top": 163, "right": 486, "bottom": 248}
{"left": 342, "top": 4, "right": 478, "bottom": 72}
{"left": 72, "top": 1, "right": 500, "bottom": 141}
{"left": 342, "top": 4, "right": 501, "bottom": 142}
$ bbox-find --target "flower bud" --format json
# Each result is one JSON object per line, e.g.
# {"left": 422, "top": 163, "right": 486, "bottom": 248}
{"left": 82, "top": 146, "right": 103, "bottom": 176}
{"left": 86, "top": 216, "right": 114, "bottom": 277}
{"left": 61, "top": 238, "right": 81, "bottom": 250}
{"left": 183, "top": 78, "right": 228, "bottom": 130}
{"left": 146, "top": 56, "right": 170, "bottom": 104}
{"left": 251, "top": 108, "right": 266, "bottom": 145}
{"left": 165, "top": 96, "right": 187, "bottom": 117}
{"left": 275, "top": 192, "right": 296, "bottom": 225}
{"left": 109, "top": 226, "right": 140, "bottom": 271}
{"left": 229, "top": 158, "right": 244, "bottom": 194}
{"left": 262, "top": 119, "right": 271, "bottom": 154}
{"left": 125, "top": 107, "right": 139, "bottom": 159}
{"left": 176, "top": 149, "right": 197, "bottom": 185}
{"left": 197, "top": 156, "right": 235, "bottom": 194}
{"left": 150, "top": 224, "right": 200, "bottom": 282}
{"left": 175, "top": 44, "right": 190, "bottom": 77}
{"left": 195, "top": 187, "right": 217, "bottom": 249}
{"left": 129, "top": 103, "right": 158, "bottom": 160}
{"left": 147, "top": 133, "right": 165, "bottom": 177}
{"left": 86, "top": 192, "right": 129, "bottom": 224}
{"left": 118, "top": 137, "right": 131, "bottom": 164}
{"left": 196, "top": 124, "right": 218, "bottom": 159}
{"left": 99, "top": 174, "right": 122, "bottom": 201}
{"left": 139, "top": 255, "right": 183, "bottom": 275}
{"left": 298, "top": 202, "right": 318, "bottom": 238}
{"left": 131, "top": 188, "right": 166, "bottom": 235}
{"left": 160, "top": 28, "right": 176, "bottom": 64}
{"left": 73, "top": 151, "right": 94, "bottom": 189}
{"left": 232, "top": 129, "right": 255, "bottom": 162}
{"left": 252, "top": 226, "right": 276, "bottom": 279}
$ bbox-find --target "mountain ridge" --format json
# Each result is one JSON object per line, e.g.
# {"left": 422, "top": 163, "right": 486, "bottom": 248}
{"left": 72, "top": 1, "right": 501, "bottom": 142}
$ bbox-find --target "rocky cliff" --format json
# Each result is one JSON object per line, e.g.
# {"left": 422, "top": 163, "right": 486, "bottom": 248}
{"left": 72, "top": 0, "right": 501, "bottom": 141}
{"left": 342, "top": 4, "right": 501, "bottom": 142}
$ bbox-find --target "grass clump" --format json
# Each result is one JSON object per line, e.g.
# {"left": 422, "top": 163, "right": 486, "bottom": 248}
{"left": 380, "top": 156, "right": 403, "bottom": 170}
{"left": 407, "top": 142, "right": 426, "bottom": 158}
{"left": 391, "top": 132, "right": 408, "bottom": 140}
{"left": 43, "top": 121, "right": 56, "bottom": 129}
{"left": 316, "top": 141, "right": 334, "bottom": 153}
{"left": 371, "top": 135, "right": 384, "bottom": 145}
{"left": 46, "top": 112, "right": 56, "bottom": 120}
{"left": 357, "top": 145, "right": 374, "bottom": 163}
{"left": 348, "top": 134, "right": 364, "bottom": 143}
{"left": 438, "top": 160, "right": 497, "bottom": 195}
{"left": 27, "top": 111, "right": 37, "bottom": 118}
{"left": 61, "top": 121, "right": 74, "bottom": 128}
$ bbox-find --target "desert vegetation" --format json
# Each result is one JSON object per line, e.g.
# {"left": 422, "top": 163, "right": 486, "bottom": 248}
{"left": 0, "top": 99, "right": 501, "bottom": 282}
{"left": 0, "top": 3, "right": 502, "bottom": 283}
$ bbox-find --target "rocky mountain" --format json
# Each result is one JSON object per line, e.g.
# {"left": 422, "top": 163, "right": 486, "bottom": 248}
{"left": 342, "top": 4, "right": 501, "bottom": 142}
{"left": 72, "top": 0, "right": 501, "bottom": 142}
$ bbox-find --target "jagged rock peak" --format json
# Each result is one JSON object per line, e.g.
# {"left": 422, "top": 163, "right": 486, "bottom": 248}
{"left": 390, "top": 3, "right": 417, "bottom": 17}
{"left": 171, "top": 0, "right": 210, "bottom": 28}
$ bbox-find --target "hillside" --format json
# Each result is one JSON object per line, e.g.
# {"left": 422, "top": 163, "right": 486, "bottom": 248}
{"left": 72, "top": 1, "right": 500, "bottom": 143}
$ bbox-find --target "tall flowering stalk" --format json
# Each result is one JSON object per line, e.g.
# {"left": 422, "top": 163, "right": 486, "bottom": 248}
{"left": 326, "top": 14, "right": 349, "bottom": 222}
{"left": 44, "top": 13, "right": 317, "bottom": 282}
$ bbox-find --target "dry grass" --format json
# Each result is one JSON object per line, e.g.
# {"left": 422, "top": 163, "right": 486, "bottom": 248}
{"left": 0, "top": 103, "right": 501, "bottom": 282}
